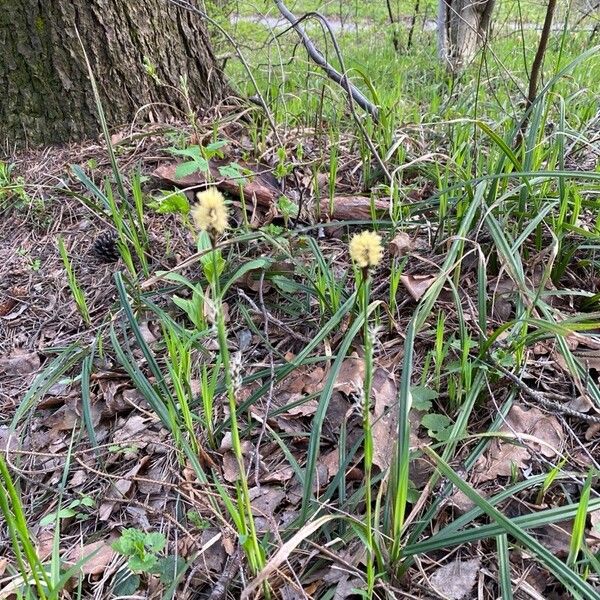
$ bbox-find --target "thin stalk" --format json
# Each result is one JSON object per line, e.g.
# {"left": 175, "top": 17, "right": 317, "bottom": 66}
{"left": 360, "top": 269, "right": 375, "bottom": 596}
{"left": 385, "top": 0, "right": 400, "bottom": 52}
{"left": 406, "top": 0, "right": 420, "bottom": 51}
{"left": 527, "top": 0, "right": 558, "bottom": 109}
{"left": 211, "top": 246, "right": 263, "bottom": 574}
{"left": 0, "top": 456, "right": 51, "bottom": 597}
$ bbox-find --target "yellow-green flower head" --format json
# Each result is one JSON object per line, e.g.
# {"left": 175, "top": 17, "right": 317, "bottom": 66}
{"left": 349, "top": 230, "right": 383, "bottom": 268}
{"left": 192, "top": 188, "right": 229, "bottom": 234}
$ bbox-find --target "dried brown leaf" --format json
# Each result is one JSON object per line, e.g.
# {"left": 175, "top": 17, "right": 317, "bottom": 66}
{"left": 113, "top": 414, "right": 149, "bottom": 443}
{"left": 285, "top": 399, "right": 318, "bottom": 417}
{"left": 98, "top": 456, "right": 149, "bottom": 521}
{"left": 222, "top": 439, "right": 255, "bottom": 482}
{"left": 241, "top": 515, "right": 338, "bottom": 599}
{"left": 68, "top": 470, "right": 87, "bottom": 488}
{"left": 195, "top": 529, "right": 227, "bottom": 571}
{"left": 399, "top": 274, "right": 437, "bottom": 301}
{"left": 318, "top": 196, "right": 389, "bottom": 221}
{"left": 333, "top": 354, "right": 364, "bottom": 396}
{"left": 45, "top": 398, "right": 82, "bottom": 432}
{"left": 429, "top": 557, "right": 480, "bottom": 599}
{"left": 250, "top": 485, "right": 286, "bottom": 532}
{"left": 333, "top": 575, "right": 364, "bottom": 599}
{"left": 448, "top": 488, "right": 478, "bottom": 514}
{"left": 137, "top": 462, "right": 166, "bottom": 495}
{"left": 0, "top": 426, "right": 18, "bottom": 454}
{"left": 35, "top": 528, "right": 54, "bottom": 561}
{"left": 564, "top": 394, "right": 595, "bottom": 413}
{"left": 320, "top": 448, "right": 340, "bottom": 479}
{"left": 97, "top": 380, "right": 131, "bottom": 416}
{"left": 260, "top": 463, "right": 294, "bottom": 483}
{"left": 589, "top": 510, "right": 600, "bottom": 550}
{"left": 388, "top": 231, "right": 413, "bottom": 257}
{"left": 65, "top": 539, "right": 116, "bottom": 576}
{"left": 474, "top": 405, "right": 562, "bottom": 482}
{"left": 586, "top": 423, "right": 600, "bottom": 440}
{"left": 275, "top": 365, "right": 328, "bottom": 418}
{"left": 0, "top": 348, "right": 40, "bottom": 376}
{"left": 138, "top": 320, "right": 158, "bottom": 344}
{"left": 537, "top": 521, "right": 573, "bottom": 557}
{"left": 372, "top": 368, "right": 398, "bottom": 471}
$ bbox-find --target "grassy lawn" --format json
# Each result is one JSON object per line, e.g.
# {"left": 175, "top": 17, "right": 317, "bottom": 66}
{"left": 1, "top": 1, "right": 600, "bottom": 598}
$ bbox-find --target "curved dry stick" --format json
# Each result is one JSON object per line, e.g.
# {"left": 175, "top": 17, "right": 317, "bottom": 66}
{"left": 274, "top": 0, "right": 379, "bottom": 121}
{"left": 275, "top": 3, "right": 392, "bottom": 182}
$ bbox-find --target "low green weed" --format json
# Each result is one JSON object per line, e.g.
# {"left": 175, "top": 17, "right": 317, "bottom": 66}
{"left": 0, "top": 160, "right": 29, "bottom": 210}
{"left": 57, "top": 237, "right": 91, "bottom": 326}
{"left": 112, "top": 528, "right": 186, "bottom": 595}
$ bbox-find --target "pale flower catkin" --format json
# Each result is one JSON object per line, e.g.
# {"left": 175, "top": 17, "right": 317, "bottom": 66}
{"left": 192, "top": 188, "right": 229, "bottom": 234}
{"left": 349, "top": 230, "right": 383, "bottom": 268}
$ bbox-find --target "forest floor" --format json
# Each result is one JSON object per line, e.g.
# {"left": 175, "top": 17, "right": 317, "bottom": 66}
{"left": 2, "top": 1, "right": 600, "bottom": 599}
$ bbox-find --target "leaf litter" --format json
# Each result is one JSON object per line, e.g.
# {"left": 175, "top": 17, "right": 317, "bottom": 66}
{"left": 0, "top": 113, "right": 599, "bottom": 599}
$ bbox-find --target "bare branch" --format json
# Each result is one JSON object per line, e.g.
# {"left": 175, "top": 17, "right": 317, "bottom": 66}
{"left": 273, "top": 0, "right": 379, "bottom": 121}
{"left": 527, "top": 0, "right": 558, "bottom": 109}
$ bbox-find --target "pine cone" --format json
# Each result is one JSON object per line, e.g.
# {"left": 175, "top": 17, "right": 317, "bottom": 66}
{"left": 91, "top": 231, "right": 120, "bottom": 263}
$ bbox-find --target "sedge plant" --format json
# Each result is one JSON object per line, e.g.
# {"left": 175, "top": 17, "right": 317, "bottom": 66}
{"left": 191, "top": 188, "right": 265, "bottom": 576}
{"left": 57, "top": 237, "right": 91, "bottom": 327}
{"left": 349, "top": 229, "right": 384, "bottom": 597}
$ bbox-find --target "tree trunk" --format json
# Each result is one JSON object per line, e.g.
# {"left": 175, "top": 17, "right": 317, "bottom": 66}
{"left": 438, "top": 0, "right": 496, "bottom": 72}
{"left": 0, "top": 0, "right": 229, "bottom": 147}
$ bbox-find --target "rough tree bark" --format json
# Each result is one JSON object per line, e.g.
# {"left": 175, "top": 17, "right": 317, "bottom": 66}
{"left": 0, "top": 0, "right": 229, "bottom": 147}
{"left": 438, "top": 0, "right": 496, "bottom": 72}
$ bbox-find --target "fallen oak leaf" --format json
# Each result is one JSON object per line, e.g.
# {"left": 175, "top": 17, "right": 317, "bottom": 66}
{"left": 474, "top": 405, "right": 563, "bottom": 483}
{"left": 249, "top": 486, "right": 286, "bottom": 533}
{"left": 333, "top": 354, "right": 364, "bottom": 396}
{"left": 0, "top": 427, "right": 18, "bottom": 454}
{"left": 399, "top": 274, "right": 437, "bottom": 301}
{"left": 64, "top": 539, "right": 117, "bottom": 576}
{"left": 98, "top": 456, "right": 150, "bottom": 520}
{"left": 429, "top": 557, "right": 480, "bottom": 599}
{"left": 0, "top": 348, "right": 40, "bottom": 376}
{"left": 388, "top": 231, "right": 413, "bottom": 257}
{"left": 371, "top": 367, "right": 399, "bottom": 471}
{"left": 537, "top": 520, "right": 574, "bottom": 557}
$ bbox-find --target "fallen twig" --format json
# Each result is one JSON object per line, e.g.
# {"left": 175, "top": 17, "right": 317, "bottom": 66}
{"left": 490, "top": 359, "right": 600, "bottom": 424}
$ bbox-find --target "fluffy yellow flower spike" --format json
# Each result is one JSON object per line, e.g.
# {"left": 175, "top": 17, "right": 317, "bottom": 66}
{"left": 349, "top": 230, "right": 383, "bottom": 268}
{"left": 192, "top": 188, "right": 229, "bottom": 234}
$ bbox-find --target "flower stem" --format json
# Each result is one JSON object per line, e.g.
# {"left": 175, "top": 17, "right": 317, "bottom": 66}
{"left": 211, "top": 245, "right": 263, "bottom": 575}
{"left": 361, "top": 267, "right": 375, "bottom": 597}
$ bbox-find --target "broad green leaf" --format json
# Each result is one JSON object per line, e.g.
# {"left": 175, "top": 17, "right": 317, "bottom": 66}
{"left": 129, "top": 554, "right": 157, "bottom": 572}
{"left": 150, "top": 191, "right": 190, "bottom": 215}
{"left": 112, "top": 571, "right": 140, "bottom": 596}
{"left": 411, "top": 386, "right": 438, "bottom": 411}
{"left": 421, "top": 413, "right": 453, "bottom": 441}
{"left": 175, "top": 158, "right": 209, "bottom": 179}
{"left": 145, "top": 532, "right": 166, "bottom": 552}
{"left": 150, "top": 555, "right": 186, "bottom": 584}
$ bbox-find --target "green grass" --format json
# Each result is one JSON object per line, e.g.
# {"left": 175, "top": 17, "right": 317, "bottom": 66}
{"left": 3, "top": 0, "right": 600, "bottom": 598}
